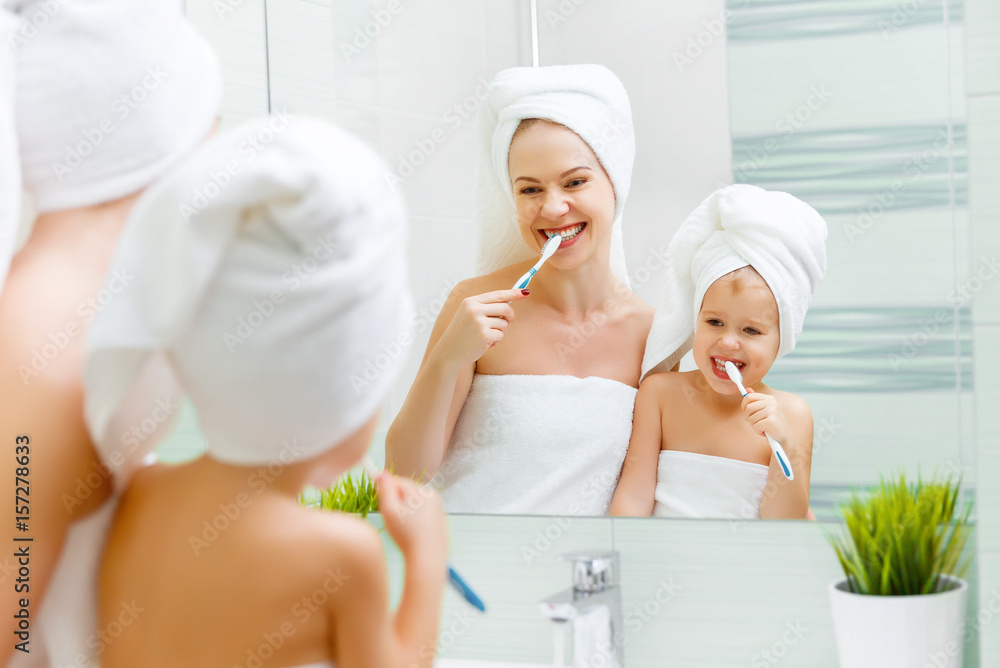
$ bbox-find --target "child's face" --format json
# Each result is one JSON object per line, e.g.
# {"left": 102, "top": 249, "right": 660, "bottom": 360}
{"left": 693, "top": 272, "right": 780, "bottom": 396}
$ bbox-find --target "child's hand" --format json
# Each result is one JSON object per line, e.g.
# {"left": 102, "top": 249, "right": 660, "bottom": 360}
{"left": 376, "top": 473, "right": 449, "bottom": 565}
{"left": 740, "top": 390, "right": 791, "bottom": 445}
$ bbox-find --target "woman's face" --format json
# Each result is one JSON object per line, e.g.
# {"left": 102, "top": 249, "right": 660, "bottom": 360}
{"left": 692, "top": 272, "right": 781, "bottom": 396}
{"left": 507, "top": 121, "right": 616, "bottom": 272}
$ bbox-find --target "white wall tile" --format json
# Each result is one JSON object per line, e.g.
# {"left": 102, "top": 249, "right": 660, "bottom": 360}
{"left": 965, "top": 0, "right": 1000, "bottom": 97}
{"left": 185, "top": 0, "right": 270, "bottom": 127}
{"left": 967, "top": 95, "right": 1000, "bottom": 325}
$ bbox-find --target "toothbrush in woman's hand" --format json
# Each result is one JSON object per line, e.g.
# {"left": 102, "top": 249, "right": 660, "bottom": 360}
{"left": 512, "top": 235, "right": 562, "bottom": 290}
{"left": 723, "top": 361, "right": 795, "bottom": 481}
{"left": 363, "top": 457, "right": 487, "bottom": 612}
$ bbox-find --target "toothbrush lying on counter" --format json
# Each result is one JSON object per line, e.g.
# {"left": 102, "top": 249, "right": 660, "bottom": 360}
{"left": 512, "top": 234, "right": 561, "bottom": 290}
{"left": 362, "top": 457, "right": 487, "bottom": 612}
{"left": 723, "top": 361, "right": 795, "bottom": 481}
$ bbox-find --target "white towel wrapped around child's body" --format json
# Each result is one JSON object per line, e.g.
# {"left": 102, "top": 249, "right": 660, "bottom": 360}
{"left": 653, "top": 450, "right": 769, "bottom": 519}
{"left": 435, "top": 374, "right": 637, "bottom": 515}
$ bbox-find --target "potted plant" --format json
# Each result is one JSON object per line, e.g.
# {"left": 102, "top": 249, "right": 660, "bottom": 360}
{"left": 301, "top": 468, "right": 380, "bottom": 516}
{"left": 826, "top": 474, "right": 972, "bottom": 668}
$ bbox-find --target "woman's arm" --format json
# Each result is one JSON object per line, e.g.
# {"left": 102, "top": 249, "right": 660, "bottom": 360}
{"left": 609, "top": 376, "right": 664, "bottom": 516}
{"left": 385, "top": 283, "right": 528, "bottom": 479}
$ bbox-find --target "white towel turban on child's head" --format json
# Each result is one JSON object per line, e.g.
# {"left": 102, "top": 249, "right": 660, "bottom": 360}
{"left": 0, "top": 0, "right": 221, "bottom": 289}
{"left": 475, "top": 64, "right": 635, "bottom": 286}
{"left": 84, "top": 115, "right": 413, "bottom": 470}
{"left": 641, "top": 184, "right": 828, "bottom": 379}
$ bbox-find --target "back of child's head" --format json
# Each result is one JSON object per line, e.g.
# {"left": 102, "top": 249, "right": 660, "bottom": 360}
{"left": 85, "top": 116, "right": 413, "bottom": 475}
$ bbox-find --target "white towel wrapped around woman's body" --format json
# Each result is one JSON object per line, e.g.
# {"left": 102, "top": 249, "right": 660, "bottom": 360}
{"left": 653, "top": 450, "right": 769, "bottom": 519}
{"left": 435, "top": 374, "right": 637, "bottom": 515}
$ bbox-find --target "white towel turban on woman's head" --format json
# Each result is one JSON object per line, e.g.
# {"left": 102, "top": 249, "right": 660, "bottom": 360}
{"left": 475, "top": 64, "right": 635, "bottom": 287}
{"left": 84, "top": 115, "right": 413, "bottom": 471}
{"left": 0, "top": 7, "right": 20, "bottom": 287}
{"left": 0, "top": 0, "right": 221, "bottom": 289}
{"left": 641, "top": 184, "right": 828, "bottom": 379}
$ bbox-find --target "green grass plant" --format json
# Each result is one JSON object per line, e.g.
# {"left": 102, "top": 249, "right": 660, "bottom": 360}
{"left": 826, "top": 473, "right": 972, "bottom": 596}
{"left": 301, "top": 469, "right": 379, "bottom": 517}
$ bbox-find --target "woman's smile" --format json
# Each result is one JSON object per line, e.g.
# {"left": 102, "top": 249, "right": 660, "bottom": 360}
{"left": 540, "top": 221, "right": 587, "bottom": 248}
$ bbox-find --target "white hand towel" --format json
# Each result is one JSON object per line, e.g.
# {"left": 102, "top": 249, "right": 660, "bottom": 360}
{"left": 641, "top": 184, "right": 827, "bottom": 378}
{"left": 475, "top": 64, "right": 634, "bottom": 286}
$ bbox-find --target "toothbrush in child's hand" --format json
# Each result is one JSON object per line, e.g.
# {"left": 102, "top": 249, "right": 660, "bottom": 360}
{"left": 512, "top": 235, "right": 562, "bottom": 290}
{"left": 362, "top": 457, "right": 487, "bottom": 612}
{"left": 723, "top": 361, "right": 795, "bottom": 481}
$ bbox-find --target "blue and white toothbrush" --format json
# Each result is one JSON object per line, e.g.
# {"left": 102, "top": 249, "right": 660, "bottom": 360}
{"left": 723, "top": 361, "right": 795, "bottom": 481}
{"left": 512, "top": 234, "right": 562, "bottom": 290}
{"left": 363, "top": 457, "right": 486, "bottom": 612}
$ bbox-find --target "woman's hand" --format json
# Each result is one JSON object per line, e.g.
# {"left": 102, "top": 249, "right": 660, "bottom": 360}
{"left": 740, "top": 390, "right": 791, "bottom": 445}
{"left": 431, "top": 288, "right": 530, "bottom": 369}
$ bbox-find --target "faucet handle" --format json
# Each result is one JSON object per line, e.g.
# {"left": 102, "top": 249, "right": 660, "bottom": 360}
{"left": 559, "top": 550, "right": 619, "bottom": 593}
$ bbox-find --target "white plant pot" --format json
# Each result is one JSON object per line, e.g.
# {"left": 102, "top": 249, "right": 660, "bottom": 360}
{"left": 829, "top": 576, "right": 968, "bottom": 668}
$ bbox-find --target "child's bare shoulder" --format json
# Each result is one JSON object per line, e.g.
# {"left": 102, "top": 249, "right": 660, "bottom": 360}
{"left": 279, "top": 506, "right": 386, "bottom": 579}
{"left": 768, "top": 387, "right": 813, "bottom": 425}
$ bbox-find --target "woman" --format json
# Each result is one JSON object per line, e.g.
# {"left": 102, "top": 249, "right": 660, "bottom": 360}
{"left": 0, "top": 2, "right": 220, "bottom": 663}
{"left": 91, "top": 116, "right": 448, "bottom": 668}
{"left": 386, "top": 64, "right": 654, "bottom": 515}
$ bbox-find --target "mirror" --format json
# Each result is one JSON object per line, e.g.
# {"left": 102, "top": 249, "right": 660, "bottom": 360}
{"left": 193, "top": 0, "right": 972, "bottom": 519}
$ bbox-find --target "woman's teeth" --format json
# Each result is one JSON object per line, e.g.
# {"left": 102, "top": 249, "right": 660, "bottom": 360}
{"left": 544, "top": 223, "right": 585, "bottom": 241}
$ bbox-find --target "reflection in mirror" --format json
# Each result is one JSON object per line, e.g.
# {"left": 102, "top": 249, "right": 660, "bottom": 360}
{"left": 255, "top": 0, "right": 971, "bottom": 521}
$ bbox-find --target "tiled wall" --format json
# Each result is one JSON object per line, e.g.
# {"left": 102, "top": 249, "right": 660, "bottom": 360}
{"left": 965, "top": 0, "right": 1000, "bottom": 662}
{"left": 176, "top": 1, "right": 995, "bottom": 665}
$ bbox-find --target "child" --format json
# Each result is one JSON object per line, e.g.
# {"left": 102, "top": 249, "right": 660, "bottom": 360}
{"left": 88, "top": 117, "right": 449, "bottom": 667}
{"left": 610, "top": 185, "right": 827, "bottom": 519}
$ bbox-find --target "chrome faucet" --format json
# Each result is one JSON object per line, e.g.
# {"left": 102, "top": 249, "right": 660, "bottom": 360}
{"left": 539, "top": 551, "right": 624, "bottom": 668}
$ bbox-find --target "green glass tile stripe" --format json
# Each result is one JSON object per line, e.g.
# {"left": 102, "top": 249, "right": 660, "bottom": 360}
{"left": 725, "top": 0, "right": 963, "bottom": 42}
{"left": 767, "top": 306, "right": 973, "bottom": 392}
{"left": 731, "top": 123, "right": 968, "bottom": 215}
